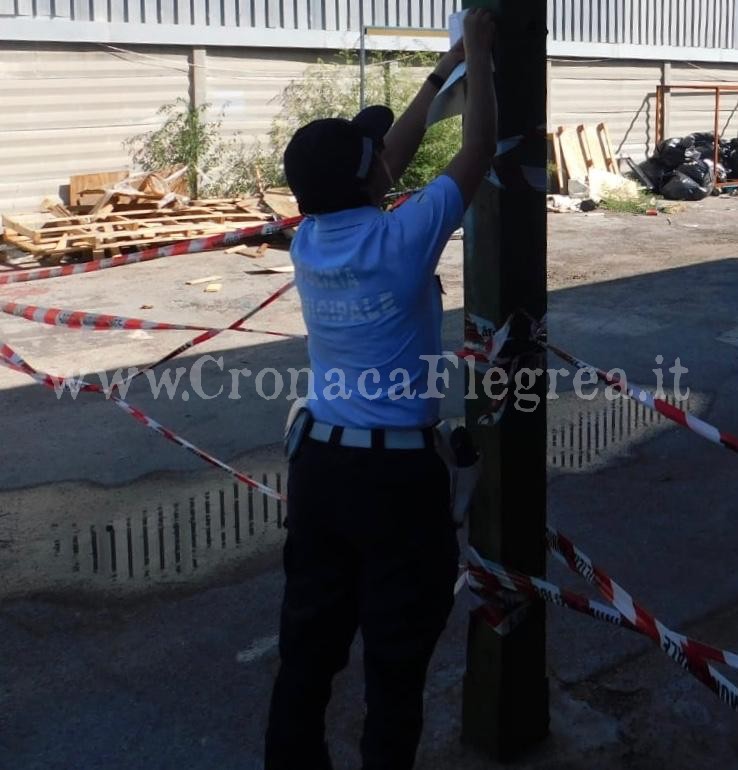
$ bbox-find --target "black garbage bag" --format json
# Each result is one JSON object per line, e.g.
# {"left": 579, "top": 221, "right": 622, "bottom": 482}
{"left": 679, "top": 159, "right": 714, "bottom": 186}
{"left": 636, "top": 158, "right": 668, "bottom": 191}
{"left": 687, "top": 131, "right": 715, "bottom": 147}
{"left": 661, "top": 159, "right": 714, "bottom": 201}
{"left": 661, "top": 172, "right": 710, "bottom": 201}
{"left": 724, "top": 139, "right": 738, "bottom": 178}
{"left": 703, "top": 158, "right": 727, "bottom": 184}
{"left": 693, "top": 141, "right": 715, "bottom": 160}
{"left": 654, "top": 136, "right": 699, "bottom": 170}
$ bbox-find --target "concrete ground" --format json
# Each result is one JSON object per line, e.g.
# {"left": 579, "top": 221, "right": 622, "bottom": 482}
{"left": 3, "top": 196, "right": 738, "bottom": 768}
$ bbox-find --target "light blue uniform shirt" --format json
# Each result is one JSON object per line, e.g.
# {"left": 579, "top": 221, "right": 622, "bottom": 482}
{"left": 290, "top": 175, "right": 465, "bottom": 428}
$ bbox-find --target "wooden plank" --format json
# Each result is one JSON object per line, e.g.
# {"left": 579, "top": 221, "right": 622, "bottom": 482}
{"left": 576, "top": 124, "right": 594, "bottom": 172}
{"left": 557, "top": 125, "right": 588, "bottom": 182}
{"left": 3, "top": 230, "right": 89, "bottom": 257}
{"left": 15, "top": 213, "right": 266, "bottom": 243}
{"left": 583, "top": 124, "right": 608, "bottom": 171}
{"left": 69, "top": 170, "right": 128, "bottom": 207}
{"left": 549, "top": 132, "right": 566, "bottom": 195}
{"left": 262, "top": 189, "right": 299, "bottom": 218}
{"left": 2, "top": 213, "right": 54, "bottom": 241}
{"left": 597, "top": 122, "right": 619, "bottom": 174}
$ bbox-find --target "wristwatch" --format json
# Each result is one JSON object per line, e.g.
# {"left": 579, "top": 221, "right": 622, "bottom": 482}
{"left": 426, "top": 73, "right": 445, "bottom": 90}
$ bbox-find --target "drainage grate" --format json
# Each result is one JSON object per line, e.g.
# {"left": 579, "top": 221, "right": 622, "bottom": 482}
{"left": 549, "top": 392, "right": 688, "bottom": 470}
{"left": 52, "top": 473, "right": 285, "bottom": 585}
{"left": 2, "top": 394, "right": 691, "bottom": 594}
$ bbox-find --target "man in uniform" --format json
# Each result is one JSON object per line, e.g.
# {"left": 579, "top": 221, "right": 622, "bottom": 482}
{"left": 266, "top": 10, "right": 497, "bottom": 770}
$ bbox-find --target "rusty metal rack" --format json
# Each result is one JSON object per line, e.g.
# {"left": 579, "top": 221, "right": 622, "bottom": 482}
{"left": 656, "top": 83, "right": 738, "bottom": 189}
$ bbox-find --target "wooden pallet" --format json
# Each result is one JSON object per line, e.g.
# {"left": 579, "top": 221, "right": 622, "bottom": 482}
{"left": 550, "top": 122, "right": 621, "bottom": 195}
{"left": 1, "top": 199, "right": 273, "bottom": 262}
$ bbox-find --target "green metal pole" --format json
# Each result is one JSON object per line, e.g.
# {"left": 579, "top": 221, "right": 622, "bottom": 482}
{"left": 460, "top": 0, "right": 550, "bottom": 761}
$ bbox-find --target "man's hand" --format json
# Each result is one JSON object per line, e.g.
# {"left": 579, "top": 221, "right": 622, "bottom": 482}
{"left": 443, "top": 7, "right": 498, "bottom": 208}
{"left": 433, "top": 38, "right": 465, "bottom": 83}
{"left": 463, "top": 7, "right": 495, "bottom": 62}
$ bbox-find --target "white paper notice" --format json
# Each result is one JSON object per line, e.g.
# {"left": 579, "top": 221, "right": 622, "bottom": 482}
{"left": 449, "top": 9, "right": 468, "bottom": 46}
{"left": 426, "top": 10, "right": 495, "bottom": 128}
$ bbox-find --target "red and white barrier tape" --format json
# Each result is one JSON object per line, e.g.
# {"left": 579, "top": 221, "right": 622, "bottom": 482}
{"left": 0, "top": 299, "right": 304, "bottom": 340}
{"left": 448, "top": 313, "right": 519, "bottom": 426}
{"left": 118, "top": 279, "right": 295, "bottom": 389}
{"left": 467, "top": 530, "right": 738, "bottom": 711}
{"left": 546, "top": 527, "right": 738, "bottom": 674}
{"left": 0, "top": 341, "right": 284, "bottom": 501}
{"left": 1, "top": 300, "right": 215, "bottom": 332}
{"left": 456, "top": 313, "right": 513, "bottom": 368}
{"left": 467, "top": 552, "right": 638, "bottom": 634}
{"left": 0, "top": 215, "right": 303, "bottom": 287}
{"left": 543, "top": 340, "right": 738, "bottom": 455}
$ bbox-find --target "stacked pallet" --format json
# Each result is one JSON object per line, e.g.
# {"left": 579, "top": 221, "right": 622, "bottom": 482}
{"left": 1, "top": 168, "right": 298, "bottom": 264}
{"left": 548, "top": 122, "right": 641, "bottom": 203}
{"left": 549, "top": 123, "right": 619, "bottom": 195}
{"left": 2, "top": 200, "right": 271, "bottom": 261}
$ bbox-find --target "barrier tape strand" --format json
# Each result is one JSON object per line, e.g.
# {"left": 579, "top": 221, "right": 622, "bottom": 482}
{"left": 0, "top": 342, "right": 284, "bottom": 501}
{"left": 0, "top": 300, "right": 304, "bottom": 339}
{"left": 543, "top": 340, "right": 738, "bottom": 454}
{"left": 0, "top": 215, "right": 304, "bottom": 286}
{"left": 467, "top": 530, "right": 738, "bottom": 711}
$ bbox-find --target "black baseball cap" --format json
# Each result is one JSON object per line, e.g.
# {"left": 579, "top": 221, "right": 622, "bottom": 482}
{"left": 284, "top": 105, "right": 395, "bottom": 214}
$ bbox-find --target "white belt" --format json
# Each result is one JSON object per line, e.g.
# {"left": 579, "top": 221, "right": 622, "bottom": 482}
{"left": 309, "top": 421, "right": 433, "bottom": 450}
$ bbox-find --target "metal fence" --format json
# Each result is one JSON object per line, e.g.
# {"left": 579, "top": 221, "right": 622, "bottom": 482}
{"left": 548, "top": 0, "right": 738, "bottom": 48}
{"left": 3, "top": 0, "right": 737, "bottom": 48}
{"left": 3, "top": 0, "right": 462, "bottom": 29}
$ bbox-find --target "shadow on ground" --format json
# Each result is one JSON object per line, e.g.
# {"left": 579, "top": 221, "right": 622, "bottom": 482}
{"left": 3, "top": 259, "right": 738, "bottom": 768}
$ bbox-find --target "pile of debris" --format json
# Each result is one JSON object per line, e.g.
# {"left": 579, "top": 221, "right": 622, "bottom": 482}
{"left": 1, "top": 167, "right": 299, "bottom": 265}
{"left": 548, "top": 123, "right": 640, "bottom": 211}
{"left": 636, "top": 132, "right": 738, "bottom": 201}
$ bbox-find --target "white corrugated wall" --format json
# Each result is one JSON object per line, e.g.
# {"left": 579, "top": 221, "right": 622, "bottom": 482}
{"left": 668, "top": 61, "right": 738, "bottom": 138}
{"left": 205, "top": 49, "right": 318, "bottom": 143}
{"left": 5, "top": 45, "right": 738, "bottom": 212}
{"left": 550, "top": 58, "right": 738, "bottom": 161}
{"left": 550, "top": 60, "right": 663, "bottom": 158}
{"left": 0, "top": 43, "right": 189, "bottom": 212}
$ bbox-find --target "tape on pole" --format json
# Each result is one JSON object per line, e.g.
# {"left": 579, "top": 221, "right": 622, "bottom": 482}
{"left": 467, "top": 530, "right": 738, "bottom": 711}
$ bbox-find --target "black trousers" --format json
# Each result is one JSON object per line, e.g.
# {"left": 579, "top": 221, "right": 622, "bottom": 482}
{"left": 264, "top": 437, "right": 458, "bottom": 770}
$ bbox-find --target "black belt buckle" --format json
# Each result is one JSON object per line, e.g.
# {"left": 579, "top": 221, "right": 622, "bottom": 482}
{"left": 284, "top": 408, "right": 314, "bottom": 461}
